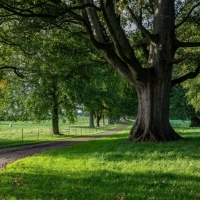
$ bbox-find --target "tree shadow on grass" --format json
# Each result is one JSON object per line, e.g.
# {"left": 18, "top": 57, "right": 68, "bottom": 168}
{"left": 0, "top": 170, "right": 200, "bottom": 200}
{"left": 1, "top": 126, "right": 197, "bottom": 164}
{"left": 0, "top": 139, "right": 25, "bottom": 148}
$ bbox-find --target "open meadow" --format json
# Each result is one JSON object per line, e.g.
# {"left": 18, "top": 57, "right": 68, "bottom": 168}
{"left": 0, "top": 117, "right": 118, "bottom": 148}
{"left": 0, "top": 120, "right": 200, "bottom": 200}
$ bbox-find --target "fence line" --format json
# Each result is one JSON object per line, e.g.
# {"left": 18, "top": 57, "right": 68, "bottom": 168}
{"left": 0, "top": 123, "right": 119, "bottom": 147}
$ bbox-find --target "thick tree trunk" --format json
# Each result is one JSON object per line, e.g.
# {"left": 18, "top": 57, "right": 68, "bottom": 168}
{"left": 51, "top": 83, "right": 60, "bottom": 135}
{"left": 52, "top": 105, "right": 60, "bottom": 135}
{"left": 129, "top": 77, "right": 182, "bottom": 142}
{"left": 89, "top": 110, "right": 95, "bottom": 128}
{"left": 127, "top": 0, "right": 183, "bottom": 142}
{"left": 52, "top": 115, "right": 59, "bottom": 135}
{"left": 95, "top": 110, "right": 102, "bottom": 127}
{"left": 96, "top": 115, "right": 101, "bottom": 127}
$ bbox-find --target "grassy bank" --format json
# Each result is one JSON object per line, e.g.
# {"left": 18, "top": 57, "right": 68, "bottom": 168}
{"left": 0, "top": 126, "right": 200, "bottom": 200}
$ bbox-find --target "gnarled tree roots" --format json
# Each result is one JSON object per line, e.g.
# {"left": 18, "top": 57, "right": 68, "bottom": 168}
{"left": 128, "top": 124, "right": 183, "bottom": 142}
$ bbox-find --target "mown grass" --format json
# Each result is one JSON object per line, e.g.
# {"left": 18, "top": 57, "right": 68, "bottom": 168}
{"left": 0, "top": 126, "right": 200, "bottom": 200}
{"left": 0, "top": 117, "right": 119, "bottom": 148}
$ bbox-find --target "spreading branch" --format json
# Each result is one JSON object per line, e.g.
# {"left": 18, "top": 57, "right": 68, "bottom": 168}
{"left": 67, "top": 3, "right": 101, "bottom": 12}
{"left": 175, "top": 1, "right": 190, "bottom": 19}
{"left": 175, "top": 2, "right": 200, "bottom": 29}
{"left": 0, "top": 66, "right": 24, "bottom": 78}
{"left": 178, "top": 41, "right": 200, "bottom": 48}
{"left": 0, "top": 38, "right": 32, "bottom": 55}
{"left": 82, "top": 17, "right": 114, "bottom": 50}
{"left": 0, "top": 1, "right": 101, "bottom": 19}
{"left": 170, "top": 54, "right": 190, "bottom": 64}
{"left": 127, "top": 6, "right": 152, "bottom": 41}
{"left": 0, "top": 1, "right": 56, "bottom": 18}
{"left": 100, "top": 1, "right": 142, "bottom": 72}
{"left": 172, "top": 63, "right": 200, "bottom": 87}
{"left": 83, "top": 0, "right": 132, "bottom": 77}
{"left": 130, "top": 38, "right": 149, "bottom": 47}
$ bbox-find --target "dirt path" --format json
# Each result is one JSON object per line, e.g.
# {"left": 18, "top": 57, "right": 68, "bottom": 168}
{"left": 0, "top": 125, "right": 128, "bottom": 171}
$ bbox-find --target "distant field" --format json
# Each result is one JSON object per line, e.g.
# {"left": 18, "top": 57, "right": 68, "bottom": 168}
{"left": 0, "top": 119, "right": 193, "bottom": 148}
{"left": 0, "top": 116, "right": 120, "bottom": 148}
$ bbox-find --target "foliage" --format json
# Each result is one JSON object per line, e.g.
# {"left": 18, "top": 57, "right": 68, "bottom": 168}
{"left": 80, "top": 66, "right": 138, "bottom": 121}
{"left": 0, "top": 28, "right": 96, "bottom": 121}
{"left": 182, "top": 76, "right": 200, "bottom": 113}
{"left": 169, "top": 85, "right": 196, "bottom": 119}
{"left": 0, "top": 26, "right": 137, "bottom": 128}
{"left": 173, "top": 19, "right": 200, "bottom": 113}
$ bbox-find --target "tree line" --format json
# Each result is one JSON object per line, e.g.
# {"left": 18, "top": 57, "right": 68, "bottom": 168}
{"left": 0, "top": 28, "right": 137, "bottom": 134}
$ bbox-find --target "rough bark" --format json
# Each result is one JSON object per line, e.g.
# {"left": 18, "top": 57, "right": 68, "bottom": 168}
{"left": 51, "top": 84, "right": 60, "bottom": 135}
{"left": 129, "top": 77, "right": 182, "bottom": 141}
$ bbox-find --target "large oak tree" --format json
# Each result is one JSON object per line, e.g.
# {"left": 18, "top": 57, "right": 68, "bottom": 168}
{"left": 0, "top": 0, "right": 200, "bottom": 141}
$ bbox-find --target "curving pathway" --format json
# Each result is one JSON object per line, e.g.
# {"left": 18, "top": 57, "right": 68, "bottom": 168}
{"left": 0, "top": 125, "right": 128, "bottom": 171}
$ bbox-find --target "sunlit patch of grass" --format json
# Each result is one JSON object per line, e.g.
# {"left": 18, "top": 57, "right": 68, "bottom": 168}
{"left": 175, "top": 127, "right": 200, "bottom": 139}
{"left": 0, "top": 127, "right": 200, "bottom": 199}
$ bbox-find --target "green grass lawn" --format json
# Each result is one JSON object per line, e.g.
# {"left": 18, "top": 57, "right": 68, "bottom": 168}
{"left": 169, "top": 120, "right": 190, "bottom": 127}
{"left": 0, "top": 117, "right": 119, "bottom": 148}
{"left": 0, "top": 126, "right": 200, "bottom": 200}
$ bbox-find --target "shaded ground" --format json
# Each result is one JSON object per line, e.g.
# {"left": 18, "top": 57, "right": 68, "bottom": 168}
{"left": 0, "top": 125, "right": 128, "bottom": 171}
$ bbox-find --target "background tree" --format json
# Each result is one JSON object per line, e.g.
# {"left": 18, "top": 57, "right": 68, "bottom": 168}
{"left": 77, "top": 64, "right": 125, "bottom": 127}
{"left": 0, "top": 28, "right": 100, "bottom": 134}
{"left": 169, "top": 85, "right": 196, "bottom": 120}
